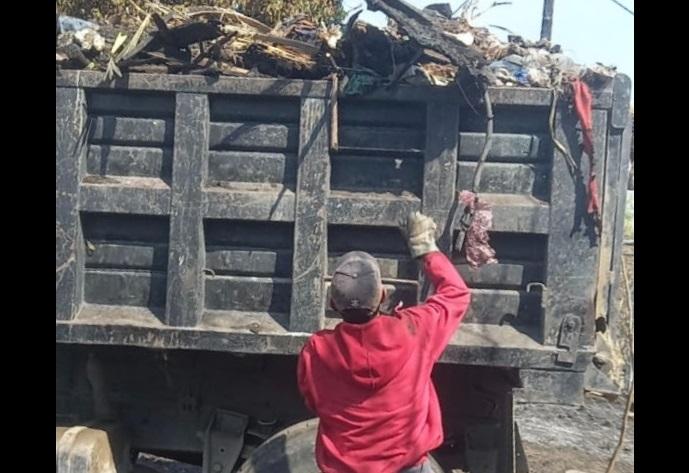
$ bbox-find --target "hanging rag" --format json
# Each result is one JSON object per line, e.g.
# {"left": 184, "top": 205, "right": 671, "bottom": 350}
{"left": 458, "top": 191, "right": 497, "bottom": 268}
{"left": 571, "top": 78, "right": 602, "bottom": 235}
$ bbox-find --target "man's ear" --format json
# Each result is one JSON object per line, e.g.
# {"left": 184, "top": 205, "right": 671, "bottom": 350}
{"left": 380, "top": 287, "right": 387, "bottom": 305}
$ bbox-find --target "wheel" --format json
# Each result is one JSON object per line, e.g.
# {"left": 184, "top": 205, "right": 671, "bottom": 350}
{"left": 237, "top": 418, "right": 445, "bottom": 473}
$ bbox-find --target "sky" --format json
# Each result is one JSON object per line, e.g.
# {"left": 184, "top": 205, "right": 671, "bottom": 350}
{"left": 340, "top": 0, "right": 634, "bottom": 101}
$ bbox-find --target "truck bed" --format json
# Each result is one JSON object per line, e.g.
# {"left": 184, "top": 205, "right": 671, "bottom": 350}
{"left": 56, "top": 70, "right": 632, "bottom": 374}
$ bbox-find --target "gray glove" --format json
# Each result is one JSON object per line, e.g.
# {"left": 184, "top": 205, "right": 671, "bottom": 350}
{"left": 406, "top": 211, "right": 439, "bottom": 258}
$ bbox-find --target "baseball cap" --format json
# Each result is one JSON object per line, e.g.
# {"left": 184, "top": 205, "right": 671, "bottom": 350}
{"left": 330, "top": 251, "right": 383, "bottom": 312}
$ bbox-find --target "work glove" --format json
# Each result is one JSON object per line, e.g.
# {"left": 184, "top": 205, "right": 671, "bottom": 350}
{"left": 405, "top": 211, "right": 439, "bottom": 258}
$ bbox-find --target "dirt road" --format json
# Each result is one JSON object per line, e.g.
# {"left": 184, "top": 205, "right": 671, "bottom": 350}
{"left": 516, "top": 394, "right": 634, "bottom": 473}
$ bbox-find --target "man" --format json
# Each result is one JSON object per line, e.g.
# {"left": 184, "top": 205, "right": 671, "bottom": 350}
{"left": 297, "top": 211, "right": 471, "bottom": 473}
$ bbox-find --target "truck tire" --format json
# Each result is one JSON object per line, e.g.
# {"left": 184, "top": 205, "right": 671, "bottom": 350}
{"left": 237, "top": 418, "right": 445, "bottom": 473}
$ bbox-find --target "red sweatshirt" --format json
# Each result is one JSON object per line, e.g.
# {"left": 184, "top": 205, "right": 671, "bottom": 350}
{"left": 297, "top": 251, "right": 471, "bottom": 473}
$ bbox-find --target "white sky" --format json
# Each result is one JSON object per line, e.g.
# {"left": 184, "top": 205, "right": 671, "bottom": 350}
{"left": 341, "top": 0, "right": 634, "bottom": 101}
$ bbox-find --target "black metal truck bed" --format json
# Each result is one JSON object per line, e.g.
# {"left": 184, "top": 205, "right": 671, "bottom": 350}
{"left": 56, "top": 70, "right": 632, "bottom": 375}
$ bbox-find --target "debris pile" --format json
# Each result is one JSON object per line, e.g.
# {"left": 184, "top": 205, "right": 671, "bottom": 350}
{"left": 56, "top": 1, "right": 617, "bottom": 93}
{"left": 57, "top": 4, "right": 342, "bottom": 80}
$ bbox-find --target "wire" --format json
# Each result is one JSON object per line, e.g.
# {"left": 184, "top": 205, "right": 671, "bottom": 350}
{"left": 608, "top": 0, "right": 634, "bottom": 16}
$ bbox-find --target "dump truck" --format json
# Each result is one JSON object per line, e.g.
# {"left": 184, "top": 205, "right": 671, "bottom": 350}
{"left": 56, "top": 70, "right": 632, "bottom": 473}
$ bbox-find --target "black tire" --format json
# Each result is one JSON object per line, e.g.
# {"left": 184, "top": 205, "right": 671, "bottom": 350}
{"left": 237, "top": 418, "right": 445, "bottom": 473}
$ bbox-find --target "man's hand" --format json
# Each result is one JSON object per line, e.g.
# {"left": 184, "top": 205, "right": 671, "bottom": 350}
{"left": 406, "top": 211, "right": 439, "bottom": 258}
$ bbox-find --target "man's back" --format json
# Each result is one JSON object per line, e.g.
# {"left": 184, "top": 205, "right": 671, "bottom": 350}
{"left": 298, "top": 251, "right": 471, "bottom": 473}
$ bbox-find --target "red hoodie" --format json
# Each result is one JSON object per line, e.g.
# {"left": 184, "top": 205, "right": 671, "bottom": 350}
{"left": 297, "top": 251, "right": 471, "bottom": 473}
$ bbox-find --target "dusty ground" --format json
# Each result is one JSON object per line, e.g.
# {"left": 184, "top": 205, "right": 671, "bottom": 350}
{"left": 137, "top": 394, "right": 633, "bottom": 473}
{"left": 515, "top": 394, "right": 634, "bottom": 473}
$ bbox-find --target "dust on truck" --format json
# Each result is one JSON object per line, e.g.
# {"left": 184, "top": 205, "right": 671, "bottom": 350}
{"left": 56, "top": 70, "right": 632, "bottom": 473}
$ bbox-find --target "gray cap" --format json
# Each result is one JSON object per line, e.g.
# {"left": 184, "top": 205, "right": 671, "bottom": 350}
{"left": 330, "top": 251, "right": 383, "bottom": 312}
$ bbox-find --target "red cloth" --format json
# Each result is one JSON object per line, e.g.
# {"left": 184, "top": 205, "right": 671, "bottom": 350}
{"left": 571, "top": 78, "right": 601, "bottom": 230}
{"left": 571, "top": 78, "right": 594, "bottom": 156}
{"left": 587, "top": 175, "right": 601, "bottom": 216}
{"left": 297, "top": 252, "right": 471, "bottom": 473}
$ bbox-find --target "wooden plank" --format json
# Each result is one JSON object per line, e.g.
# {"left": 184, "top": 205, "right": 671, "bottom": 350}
{"left": 289, "top": 97, "right": 330, "bottom": 333}
{"left": 206, "top": 249, "right": 292, "bottom": 277}
{"left": 330, "top": 154, "right": 422, "bottom": 195}
{"left": 457, "top": 262, "right": 544, "bottom": 289}
{"left": 480, "top": 194, "right": 550, "bottom": 234}
{"left": 459, "top": 133, "right": 545, "bottom": 161}
{"left": 57, "top": 71, "right": 331, "bottom": 98}
{"left": 204, "top": 187, "right": 296, "bottom": 221}
{"left": 339, "top": 126, "right": 424, "bottom": 151}
{"left": 209, "top": 123, "right": 299, "bottom": 151}
{"left": 457, "top": 162, "right": 548, "bottom": 197}
{"left": 543, "top": 108, "right": 608, "bottom": 345}
{"left": 56, "top": 87, "right": 87, "bottom": 320}
{"left": 84, "top": 270, "right": 167, "bottom": 308}
{"left": 205, "top": 276, "right": 292, "bottom": 313}
{"left": 328, "top": 191, "right": 421, "bottom": 226}
{"left": 165, "top": 93, "right": 209, "bottom": 327}
{"left": 86, "top": 145, "right": 172, "bottom": 179}
{"left": 85, "top": 242, "right": 168, "bottom": 271}
{"left": 80, "top": 178, "right": 172, "bottom": 215}
{"left": 208, "top": 151, "right": 297, "bottom": 185}
{"left": 89, "top": 116, "right": 173, "bottom": 146}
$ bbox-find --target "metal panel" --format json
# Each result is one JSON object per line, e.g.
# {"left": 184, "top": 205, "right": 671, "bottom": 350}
{"left": 57, "top": 71, "right": 613, "bottom": 107}
{"left": 56, "top": 73, "right": 630, "bottom": 370}
{"left": 165, "top": 93, "right": 209, "bottom": 327}
{"left": 205, "top": 276, "right": 292, "bottom": 313}
{"left": 85, "top": 270, "right": 167, "bottom": 308}
{"left": 56, "top": 87, "right": 87, "bottom": 320}
{"left": 289, "top": 97, "right": 331, "bottom": 332}
{"left": 422, "top": 101, "right": 459, "bottom": 240}
{"left": 459, "top": 133, "right": 545, "bottom": 161}
{"left": 543, "top": 107, "right": 608, "bottom": 345}
{"left": 457, "top": 162, "right": 548, "bottom": 197}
